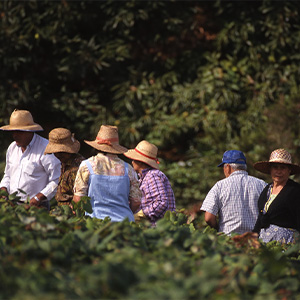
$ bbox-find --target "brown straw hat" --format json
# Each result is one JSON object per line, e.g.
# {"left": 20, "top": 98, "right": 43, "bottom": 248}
{"left": 254, "top": 148, "right": 300, "bottom": 175}
{"left": 84, "top": 125, "right": 127, "bottom": 154}
{"left": 124, "top": 140, "right": 160, "bottom": 169}
{"left": 0, "top": 109, "right": 43, "bottom": 132}
{"left": 44, "top": 128, "right": 80, "bottom": 154}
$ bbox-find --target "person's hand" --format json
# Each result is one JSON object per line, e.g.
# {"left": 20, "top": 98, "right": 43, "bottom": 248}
{"left": 29, "top": 193, "right": 45, "bottom": 207}
{"left": 0, "top": 187, "right": 8, "bottom": 200}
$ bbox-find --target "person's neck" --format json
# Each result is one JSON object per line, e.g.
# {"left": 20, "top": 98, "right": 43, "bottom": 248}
{"left": 272, "top": 180, "right": 288, "bottom": 193}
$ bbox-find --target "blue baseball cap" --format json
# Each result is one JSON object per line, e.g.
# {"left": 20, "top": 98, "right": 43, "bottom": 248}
{"left": 218, "top": 150, "right": 247, "bottom": 167}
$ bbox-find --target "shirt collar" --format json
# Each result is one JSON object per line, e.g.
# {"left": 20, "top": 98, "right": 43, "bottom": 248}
{"left": 26, "top": 133, "right": 37, "bottom": 150}
{"left": 228, "top": 170, "right": 248, "bottom": 177}
{"left": 96, "top": 152, "right": 118, "bottom": 159}
{"left": 140, "top": 167, "right": 152, "bottom": 180}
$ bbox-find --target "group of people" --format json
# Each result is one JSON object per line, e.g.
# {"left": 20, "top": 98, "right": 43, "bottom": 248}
{"left": 1, "top": 109, "right": 300, "bottom": 244}
{"left": 201, "top": 148, "right": 300, "bottom": 244}
{"left": 0, "top": 109, "right": 176, "bottom": 225}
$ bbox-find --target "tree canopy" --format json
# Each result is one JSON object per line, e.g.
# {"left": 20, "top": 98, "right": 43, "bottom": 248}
{"left": 1, "top": 0, "right": 300, "bottom": 208}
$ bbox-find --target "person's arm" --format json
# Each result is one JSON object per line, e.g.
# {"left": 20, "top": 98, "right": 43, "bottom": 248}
{"left": 252, "top": 185, "right": 269, "bottom": 233}
{"left": 204, "top": 211, "right": 218, "bottom": 230}
{"left": 40, "top": 154, "right": 61, "bottom": 200}
{"left": 56, "top": 167, "right": 79, "bottom": 202}
{"left": 0, "top": 145, "right": 13, "bottom": 193}
{"left": 29, "top": 192, "right": 47, "bottom": 207}
{"left": 72, "top": 161, "right": 89, "bottom": 204}
{"left": 128, "top": 166, "right": 142, "bottom": 213}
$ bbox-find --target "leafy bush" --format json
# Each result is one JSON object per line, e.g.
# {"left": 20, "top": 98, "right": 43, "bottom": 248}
{"left": 1, "top": 194, "right": 300, "bottom": 299}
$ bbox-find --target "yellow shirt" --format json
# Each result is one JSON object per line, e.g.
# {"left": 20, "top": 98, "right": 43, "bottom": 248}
{"left": 264, "top": 193, "right": 277, "bottom": 212}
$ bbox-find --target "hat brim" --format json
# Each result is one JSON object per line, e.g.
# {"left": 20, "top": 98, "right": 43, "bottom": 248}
{"left": 124, "top": 149, "right": 159, "bottom": 169}
{"left": 84, "top": 140, "right": 127, "bottom": 154}
{"left": 0, "top": 124, "right": 43, "bottom": 132}
{"left": 254, "top": 161, "right": 300, "bottom": 175}
{"left": 44, "top": 140, "right": 80, "bottom": 154}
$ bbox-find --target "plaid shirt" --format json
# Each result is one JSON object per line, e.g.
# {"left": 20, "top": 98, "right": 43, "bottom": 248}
{"left": 139, "top": 168, "right": 176, "bottom": 224}
{"left": 201, "top": 170, "right": 267, "bottom": 235}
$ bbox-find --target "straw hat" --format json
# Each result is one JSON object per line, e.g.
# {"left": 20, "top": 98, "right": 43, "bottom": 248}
{"left": 84, "top": 125, "right": 127, "bottom": 154}
{"left": 44, "top": 128, "right": 80, "bottom": 154}
{"left": 254, "top": 148, "right": 300, "bottom": 175}
{"left": 0, "top": 109, "right": 43, "bottom": 132}
{"left": 124, "top": 140, "right": 160, "bottom": 169}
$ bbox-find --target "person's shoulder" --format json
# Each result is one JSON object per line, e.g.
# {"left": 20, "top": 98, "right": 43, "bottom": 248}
{"left": 248, "top": 175, "right": 267, "bottom": 184}
{"left": 73, "top": 153, "right": 85, "bottom": 164}
{"left": 7, "top": 141, "right": 17, "bottom": 151}
{"left": 287, "top": 179, "right": 300, "bottom": 189}
{"left": 125, "top": 161, "right": 135, "bottom": 171}
{"left": 146, "top": 168, "right": 165, "bottom": 177}
{"left": 34, "top": 134, "right": 49, "bottom": 147}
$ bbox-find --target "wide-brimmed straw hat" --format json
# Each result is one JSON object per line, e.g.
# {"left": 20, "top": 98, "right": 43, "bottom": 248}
{"left": 44, "top": 128, "right": 80, "bottom": 154}
{"left": 0, "top": 109, "right": 43, "bottom": 132}
{"left": 84, "top": 125, "right": 127, "bottom": 154}
{"left": 254, "top": 148, "right": 300, "bottom": 175}
{"left": 124, "top": 140, "right": 160, "bottom": 169}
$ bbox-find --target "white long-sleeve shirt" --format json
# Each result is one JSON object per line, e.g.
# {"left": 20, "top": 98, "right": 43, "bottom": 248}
{"left": 0, "top": 133, "right": 61, "bottom": 202}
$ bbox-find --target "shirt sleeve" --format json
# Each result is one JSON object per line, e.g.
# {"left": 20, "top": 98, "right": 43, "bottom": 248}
{"left": 141, "top": 171, "right": 169, "bottom": 222}
{"left": 200, "top": 183, "right": 220, "bottom": 216}
{"left": 0, "top": 145, "right": 12, "bottom": 190}
{"left": 127, "top": 164, "right": 142, "bottom": 206}
{"left": 73, "top": 161, "right": 90, "bottom": 197}
{"left": 40, "top": 154, "right": 61, "bottom": 200}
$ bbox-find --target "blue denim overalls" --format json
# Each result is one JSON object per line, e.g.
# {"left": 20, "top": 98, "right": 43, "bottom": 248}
{"left": 84, "top": 160, "right": 134, "bottom": 222}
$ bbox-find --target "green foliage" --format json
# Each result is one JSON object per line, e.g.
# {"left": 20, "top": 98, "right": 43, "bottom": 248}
{"left": 1, "top": 195, "right": 300, "bottom": 299}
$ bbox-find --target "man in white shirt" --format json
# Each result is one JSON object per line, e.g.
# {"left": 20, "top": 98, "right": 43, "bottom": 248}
{"left": 0, "top": 109, "right": 61, "bottom": 210}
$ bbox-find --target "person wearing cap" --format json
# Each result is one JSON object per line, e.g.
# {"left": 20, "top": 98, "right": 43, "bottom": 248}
{"left": 200, "top": 150, "right": 266, "bottom": 235}
{"left": 44, "top": 128, "right": 85, "bottom": 206}
{"left": 124, "top": 140, "right": 176, "bottom": 225}
{"left": 253, "top": 148, "right": 300, "bottom": 243}
{"left": 72, "top": 125, "right": 141, "bottom": 222}
{"left": 0, "top": 109, "right": 61, "bottom": 209}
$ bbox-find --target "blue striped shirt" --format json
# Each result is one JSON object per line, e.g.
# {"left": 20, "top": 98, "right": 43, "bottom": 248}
{"left": 201, "top": 170, "right": 267, "bottom": 235}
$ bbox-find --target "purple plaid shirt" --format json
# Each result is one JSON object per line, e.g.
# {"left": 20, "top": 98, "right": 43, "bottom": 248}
{"left": 139, "top": 168, "right": 176, "bottom": 224}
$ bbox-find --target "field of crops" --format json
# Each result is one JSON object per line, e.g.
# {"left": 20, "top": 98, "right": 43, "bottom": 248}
{"left": 1, "top": 194, "right": 300, "bottom": 300}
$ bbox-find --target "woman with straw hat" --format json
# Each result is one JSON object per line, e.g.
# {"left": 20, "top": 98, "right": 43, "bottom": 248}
{"left": 44, "top": 128, "right": 85, "bottom": 206}
{"left": 72, "top": 125, "right": 141, "bottom": 222}
{"left": 124, "top": 140, "right": 176, "bottom": 225}
{"left": 253, "top": 148, "right": 300, "bottom": 243}
{"left": 0, "top": 109, "right": 61, "bottom": 210}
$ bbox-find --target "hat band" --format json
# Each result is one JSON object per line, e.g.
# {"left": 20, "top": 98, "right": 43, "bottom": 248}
{"left": 135, "top": 148, "right": 159, "bottom": 164}
{"left": 96, "top": 137, "right": 119, "bottom": 146}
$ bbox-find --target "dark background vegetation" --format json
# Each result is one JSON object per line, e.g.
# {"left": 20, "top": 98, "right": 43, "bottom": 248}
{"left": 1, "top": 0, "right": 300, "bottom": 208}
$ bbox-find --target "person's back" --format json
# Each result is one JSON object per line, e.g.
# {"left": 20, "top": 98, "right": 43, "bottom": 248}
{"left": 139, "top": 168, "right": 176, "bottom": 224}
{"left": 82, "top": 153, "right": 134, "bottom": 221}
{"left": 201, "top": 150, "right": 266, "bottom": 235}
{"left": 73, "top": 125, "right": 141, "bottom": 221}
{"left": 44, "top": 128, "right": 85, "bottom": 206}
{"left": 203, "top": 170, "right": 266, "bottom": 234}
{"left": 124, "top": 140, "right": 176, "bottom": 225}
